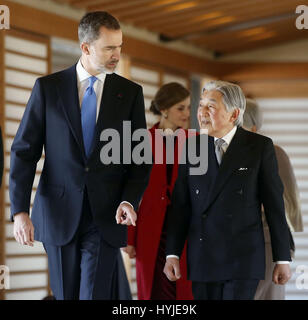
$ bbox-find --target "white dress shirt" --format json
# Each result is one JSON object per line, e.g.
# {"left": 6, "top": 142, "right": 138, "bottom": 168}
{"left": 214, "top": 125, "right": 237, "bottom": 152}
{"left": 76, "top": 59, "right": 106, "bottom": 121}
{"left": 167, "top": 126, "right": 289, "bottom": 264}
{"left": 76, "top": 60, "right": 133, "bottom": 210}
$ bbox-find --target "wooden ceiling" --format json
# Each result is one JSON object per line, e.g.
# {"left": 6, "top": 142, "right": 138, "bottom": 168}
{"left": 55, "top": 0, "right": 304, "bottom": 56}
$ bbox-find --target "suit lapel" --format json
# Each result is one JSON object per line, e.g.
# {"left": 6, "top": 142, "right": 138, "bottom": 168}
{"left": 197, "top": 135, "right": 219, "bottom": 213}
{"left": 202, "top": 127, "right": 251, "bottom": 212}
{"left": 57, "top": 64, "right": 86, "bottom": 160}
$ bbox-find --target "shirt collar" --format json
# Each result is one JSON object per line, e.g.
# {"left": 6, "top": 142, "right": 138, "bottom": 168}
{"left": 76, "top": 59, "right": 106, "bottom": 83}
{"left": 214, "top": 126, "right": 237, "bottom": 146}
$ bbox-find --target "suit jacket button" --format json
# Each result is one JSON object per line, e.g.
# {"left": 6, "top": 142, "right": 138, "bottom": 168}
{"left": 200, "top": 238, "right": 203, "bottom": 241}
{"left": 161, "top": 196, "right": 165, "bottom": 200}
{"left": 202, "top": 214, "right": 207, "bottom": 219}
{"left": 85, "top": 167, "right": 89, "bottom": 172}
{"left": 196, "top": 189, "right": 199, "bottom": 194}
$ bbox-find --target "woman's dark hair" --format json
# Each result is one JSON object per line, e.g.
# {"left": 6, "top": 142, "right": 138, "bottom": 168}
{"left": 78, "top": 11, "right": 121, "bottom": 44}
{"left": 150, "top": 82, "right": 190, "bottom": 116}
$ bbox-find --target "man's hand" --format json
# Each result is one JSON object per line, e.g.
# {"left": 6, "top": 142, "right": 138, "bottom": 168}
{"left": 13, "top": 212, "right": 34, "bottom": 246}
{"left": 115, "top": 202, "right": 137, "bottom": 226}
{"left": 122, "top": 245, "right": 136, "bottom": 258}
{"left": 272, "top": 263, "right": 291, "bottom": 285}
{"left": 163, "top": 257, "right": 181, "bottom": 281}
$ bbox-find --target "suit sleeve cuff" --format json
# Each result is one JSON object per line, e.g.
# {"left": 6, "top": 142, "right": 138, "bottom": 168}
{"left": 166, "top": 255, "right": 179, "bottom": 259}
{"left": 120, "top": 201, "right": 134, "bottom": 210}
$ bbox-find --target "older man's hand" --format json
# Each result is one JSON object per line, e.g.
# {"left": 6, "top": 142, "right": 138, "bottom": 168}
{"left": 115, "top": 202, "right": 137, "bottom": 226}
{"left": 163, "top": 257, "right": 181, "bottom": 281}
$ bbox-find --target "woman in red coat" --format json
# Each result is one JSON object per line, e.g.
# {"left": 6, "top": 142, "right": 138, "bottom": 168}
{"left": 123, "top": 82, "right": 194, "bottom": 300}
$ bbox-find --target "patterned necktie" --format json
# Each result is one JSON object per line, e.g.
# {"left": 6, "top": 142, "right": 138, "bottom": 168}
{"left": 81, "top": 76, "right": 97, "bottom": 158}
{"left": 215, "top": 138, "right": 226, "bottom": 165}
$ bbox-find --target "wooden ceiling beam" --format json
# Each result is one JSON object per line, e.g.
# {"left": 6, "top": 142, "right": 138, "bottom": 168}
{"left": 160, "top": 2, "right": 297, "bottom": 36}
{"left": 158, "top": 8, "right": 295, "bottom": 39}
{"left": 87, "top": 0, "right": 164, "bottom": 12}
{"left": 117, "top": 0, "right": 242, "bottom": 23}
{"left": 53, "top": 0, "right": 77, "bottom": 4}
{"left": 191, "top": 17, "right": 301, "bottom": 54}
{"left": 125, "top": 0, "right": 282, "bottom": 20}
{"left": 197, "top": 33, "right": 300, "bottom": 55}
{"left": 69, "top": 0, "right": 122, "bottom": 9}
{"left": 92, "top": 0, "right": 205, "bottom": 18}
{"left": 116, "top": 0, "right": 297, "bottom": 26}
{"left": 1, "top": 0, "right": 221, "bottom": 77}
{"left": 219, "top": 62, "right": 308, "bottom": 81}
{"left": 4, "top": 0, "right": 307, "bottom": 85}
{"left": 191, "top": 17, "right": 297, "bottom": 45}
{"left": 210, "top": 32, "right": 306, "bottom": 55}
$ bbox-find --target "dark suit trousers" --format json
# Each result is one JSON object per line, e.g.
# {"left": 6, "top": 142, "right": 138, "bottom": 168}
{"left": 192, "top": 280, "right": 259, "bottom": 300}
{"left": 43, "top": 191, "right": 130, "bottom": 300}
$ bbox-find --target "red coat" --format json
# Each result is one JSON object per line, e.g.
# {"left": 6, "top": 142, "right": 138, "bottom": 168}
{"left": 128, "top": 123, "right": 194, "bottom": 300}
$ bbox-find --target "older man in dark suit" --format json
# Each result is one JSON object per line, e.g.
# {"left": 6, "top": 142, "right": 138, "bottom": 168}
{"left": 10, "top": 11, "right": 151, "bottom": 300}
{"left": 164, "top": 80, "right": 291, "bottom": 300}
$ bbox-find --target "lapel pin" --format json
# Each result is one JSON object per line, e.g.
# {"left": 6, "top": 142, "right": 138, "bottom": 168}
{"left": 117, "top": 93, "right": 123, "bottom": 99}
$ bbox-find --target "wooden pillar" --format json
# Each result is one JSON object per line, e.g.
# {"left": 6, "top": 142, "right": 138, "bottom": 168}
{"left": 0, "top": 30, "right": 5, "bottom": 301}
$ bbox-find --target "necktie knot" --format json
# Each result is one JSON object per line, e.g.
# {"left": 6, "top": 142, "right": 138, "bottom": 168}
{"left": 215, "top": 138, "right": 225, "bottom": 149}
{"left": 88, "top": 76, "right": 97, "bottom": 89}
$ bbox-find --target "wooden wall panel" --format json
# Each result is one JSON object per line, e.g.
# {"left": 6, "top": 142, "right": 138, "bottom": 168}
{"left": 240, "top": 80, "right": 308, "bottom": 98}
{"left": 256, "top": 98, "right": 308, "bottom": 299}
{"left": 1, "top": 0, "right": 78, "bottom": 42}
{"left": 1, "top": 28, "right": 51, "bottom": 300}
{"left": 0, "top": 28, "right": 5, "bottom": 302}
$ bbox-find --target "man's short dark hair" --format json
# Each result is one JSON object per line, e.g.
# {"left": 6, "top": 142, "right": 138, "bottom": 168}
{"left": 78, "top": 11, "right": 121, "bottom": 44}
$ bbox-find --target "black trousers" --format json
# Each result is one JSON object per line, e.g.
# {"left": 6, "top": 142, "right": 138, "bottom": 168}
{"left": 43, "top": 191, "right": 131, "bottom": 300}
{"left": 192, "top": 279, "right": 259, "bottom": 300}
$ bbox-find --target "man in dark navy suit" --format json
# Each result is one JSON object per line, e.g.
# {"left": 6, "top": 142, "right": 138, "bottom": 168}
{"left": 164, "top": 81, "right": 291, "bottom": 300}
{"left": 10, "top": 12, "right": 150, "bottom": 300}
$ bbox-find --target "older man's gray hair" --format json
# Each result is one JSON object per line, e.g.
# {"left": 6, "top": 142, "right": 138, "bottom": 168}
{"left": 203, "top": 80, "right": 246, "bottom": 127}
{"left": 243, "top": 98, "right": 263, "bottom": 131}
